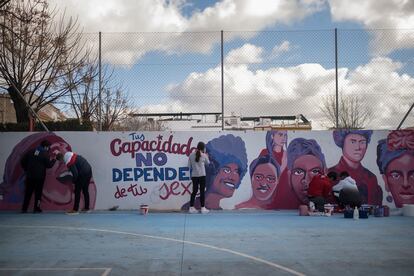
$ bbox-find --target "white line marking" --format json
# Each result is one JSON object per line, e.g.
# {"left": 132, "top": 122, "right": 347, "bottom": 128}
{"left": 0, "top": 224, "right": 305, "bottom": 276}
{"left": 0, "top": 267, "right": 112, "bottom": 276}
{"left": 101, "top": 267, "right": 112, "bottom": 276}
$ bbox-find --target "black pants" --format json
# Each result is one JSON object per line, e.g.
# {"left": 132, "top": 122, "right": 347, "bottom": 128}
{"left": 73, "top": 172, "right": 92, "bottom": 211}
{"left": 22, "top": 177, "right": 44, "bottom": 212}
{"left": 309, "top": 196, "right": 326, "bottom": 212}
{"left": 190, "top": 176, "right": 206, "bottom": 208}
{"left": 339, "top": 188, "right": 362, "bottom": 208}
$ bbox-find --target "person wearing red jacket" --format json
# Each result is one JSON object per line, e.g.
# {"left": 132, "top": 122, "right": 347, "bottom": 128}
{"left": 308, "top": 172, "right": 337, "bottom": 212}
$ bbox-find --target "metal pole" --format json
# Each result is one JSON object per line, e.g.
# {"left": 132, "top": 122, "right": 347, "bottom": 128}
{"left": 98, "top": 31, "right": 102, "bottom": 131}
{"left": 397, "top": 102, "right": 414, "bottom": 130}
{"left": 221, "top": 30, "right": 224, "bottom": 131}
{"left": 335, "top": 28, "right": 339, "bottom": 129}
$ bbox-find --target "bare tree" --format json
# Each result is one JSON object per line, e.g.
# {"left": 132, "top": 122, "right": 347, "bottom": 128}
{"left": 98, "top": 88, "right": 131, "bottom": 131}
{"left": 320, "top": 94, "right": 373, "bottom": 129}
{"left": 63, "top": 62, "right": 100, "bottom": 125}
{"left": 0, "top": 0, "right": 89, "bottom": 123}
{"left": 62, "top": 61, "right": 130, "bottom": 131}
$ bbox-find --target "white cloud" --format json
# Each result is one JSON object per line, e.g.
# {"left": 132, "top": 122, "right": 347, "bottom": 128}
{"left": 270, "top": 40, "right": 292, "bottom": 58}
{"left": 139, "top": 43, "right": 414, "bottom": 129}
{"left": 187, "top": 0, "right": 324, "bottom": 31}
{"left": 225, "top": 44, "right": 263, "bottom": 64}
{"left": 328, "top": 0, "right": 414, "bottom": 55}
{"left": 49, "top": 0, "right": 325, "bottom": 65}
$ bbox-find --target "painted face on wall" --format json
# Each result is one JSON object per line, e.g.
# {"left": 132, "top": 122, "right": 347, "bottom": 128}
{"left": 272, "top": 131, "right": 287, "bottom": 148}
{"left": 44, "top": 140, "right": 97, "bottom": 210}
{"left": 251, "top": 163, "right": 278, "bottom": 201}
{"left": 211, "top": 163, "right": 241, "bottom": 198}
{"left": 289, "top": 154, "right": 324, "bottom": 203}
{"left": 384, "top": 153, "right": 414, "bottom": 208}
{"left": 343, "top": 134, "right": 368, "bottom": 163}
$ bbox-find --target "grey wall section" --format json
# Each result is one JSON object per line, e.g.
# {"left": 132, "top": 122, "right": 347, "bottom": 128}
{"left": 0, "top": 130, "right": 413, "bottom": 211}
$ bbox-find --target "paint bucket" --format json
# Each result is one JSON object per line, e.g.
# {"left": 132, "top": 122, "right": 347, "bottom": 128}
{"left": 324, "top": 204, "right": 334, "bottom": 216}
{"left": 383, "top": 206, "right": 390, "bottom": 217}
{"left": 402, "top": 204, "right": 414, "bottom": 217}
{"left": 299, "top": 205, "right": 309, "bottom": 216}
{"left": 344, "top": 209, "right": 353, "bottom": 218}
{"left": 358, "top": 209, "right": 369, "bottom": 219}
{"left": 140, "top": 204, "right": 149, "bottom": 215}
{"left": 374, "top": 206, "right": 384, "bottom": 217}
{"left": 361, "top": 204, "right": 372, "bottom": 215}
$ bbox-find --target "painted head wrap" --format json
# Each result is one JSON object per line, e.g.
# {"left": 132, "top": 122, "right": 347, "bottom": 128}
{"left": 287, "top": 138, "right": 326, "bottom": 170}
{"left": 333, "top": 130, "right": 373, "bottom": 148}
{"left": 377, "top": 130, "right": 414, "bottom": 174}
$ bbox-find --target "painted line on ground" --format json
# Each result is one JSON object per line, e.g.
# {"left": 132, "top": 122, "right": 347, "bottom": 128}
{"left": 1, "top": 224, "right": 305, "bottom": 276}
{"left": 0, "top": 267, "right": 112, "bottom": 276}
{"left": 0, "top": 211, "right": 295, "bottom": 216}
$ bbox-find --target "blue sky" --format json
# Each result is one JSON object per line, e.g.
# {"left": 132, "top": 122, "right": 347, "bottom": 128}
{"left": 52, "top": 0, "right": 414, "bottom": 129}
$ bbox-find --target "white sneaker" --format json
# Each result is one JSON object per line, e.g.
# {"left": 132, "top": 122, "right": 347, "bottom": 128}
{"left": 66, "top": 210, "right": 79, "bottom": 215}
{"left": 189, "top": 207, "right": 198, "bottom": 214}
{"left": 201, "top": 207, "right": 209, "bottom": 214}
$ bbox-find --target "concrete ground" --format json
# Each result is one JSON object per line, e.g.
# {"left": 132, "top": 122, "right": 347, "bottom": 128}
{"left": 0, "top": 210, "right": 413, "bottom": 276}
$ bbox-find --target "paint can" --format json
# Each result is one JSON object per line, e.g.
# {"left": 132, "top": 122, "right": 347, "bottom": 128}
{"left": 361, "top": 204, "right": 372, "bottom": 215}
{"left": 383, "top": 205, "right": 390, "bottom": 217}
{"left": 374, "top": 206, "right": 384, "bottom": 217}
{"left": 299, "top": 205, "right": 309, "bottom": 216}
{"left": 140, "top": 204, "right": 149, "bottom": 215}
{"left": 324, "top": 204, "right": 334, "bottom": 216}
{"left": 402, "top": 204, "right": 414, "bottom": 217}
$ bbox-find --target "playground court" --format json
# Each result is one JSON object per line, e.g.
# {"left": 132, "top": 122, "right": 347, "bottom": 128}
{"left": 0, "top": 210, "right": 414, "bottom": 276}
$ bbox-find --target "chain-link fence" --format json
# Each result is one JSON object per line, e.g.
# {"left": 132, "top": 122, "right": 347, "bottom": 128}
{"left": 86, "top": 29, "right": 414, "bottom": 130}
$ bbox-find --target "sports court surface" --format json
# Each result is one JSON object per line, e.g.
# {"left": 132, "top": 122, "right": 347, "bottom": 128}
{"left": 1, "top": 210, "right": 414, "bottom": 276}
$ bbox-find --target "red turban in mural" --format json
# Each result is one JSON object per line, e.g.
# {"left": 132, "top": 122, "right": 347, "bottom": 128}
{"left": 387, "top": 130, "right": 414, "bottom": 151}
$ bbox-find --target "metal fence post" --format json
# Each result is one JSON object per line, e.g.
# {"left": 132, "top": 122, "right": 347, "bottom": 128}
{"left": 221, "top": 30, "right": 224, "bottom": 131}
{"left": 335, "top": 28, "right": 339, "bottom": 129}
{"left": 397, "top": 102, "right": 414, "bottom": 130}
{"left": 99, "top": 31, "right": 102, "bottom": 131}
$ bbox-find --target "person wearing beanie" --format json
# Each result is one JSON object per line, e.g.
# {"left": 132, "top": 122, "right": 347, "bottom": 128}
{"left": 20, "top": 139, "right": 56, "bottom": 213}
{"left": 60, "top": 151, "right": 93, "bottom": 215}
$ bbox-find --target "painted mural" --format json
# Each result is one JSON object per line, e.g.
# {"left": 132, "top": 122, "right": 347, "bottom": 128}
{"left": 0, "top": 130, "right": 413, "bottom": 212}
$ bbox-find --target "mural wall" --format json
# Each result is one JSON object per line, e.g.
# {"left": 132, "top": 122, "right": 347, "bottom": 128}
{"left": 0, "top": 130, "right": 413, "bottom": 211}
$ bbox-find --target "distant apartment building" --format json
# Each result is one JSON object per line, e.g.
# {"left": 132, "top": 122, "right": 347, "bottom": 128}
{"left": 0, "top": 93, "right": 66, "bottom": 124}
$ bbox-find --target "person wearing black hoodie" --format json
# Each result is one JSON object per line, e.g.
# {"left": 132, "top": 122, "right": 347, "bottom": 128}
{"left": 60, "top": 151, "right": 92, "bottom": 215}
{"left": 20, "top": 140, "right": 56, "bottom": 213}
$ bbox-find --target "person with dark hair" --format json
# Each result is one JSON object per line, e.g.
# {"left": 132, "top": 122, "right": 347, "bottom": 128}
{"left": 327, "top": 171, "right": 338, "bottom": 183}
{"left": 20, "top": 139, "right": 56, "bottom": 213}
{"left": 187, "top": 141, "right": 210, "bottom": 214}
{"left": 61, "top": 151, "right": 93, "bottom": 215}
{"left": 308, "top": 171, "right": 336, "bottom": 212}
{"left": 332, "top": 171, "right": 362, "bottom": 208}
{"left": 329, "top": 130, "right": 382, "bottom": 205}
